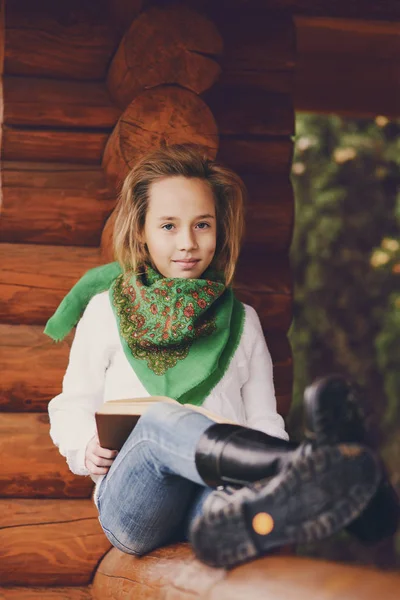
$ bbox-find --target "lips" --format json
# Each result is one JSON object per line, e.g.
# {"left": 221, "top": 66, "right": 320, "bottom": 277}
{"left": 173, "top": 259, "right": 200, "bottom": 268}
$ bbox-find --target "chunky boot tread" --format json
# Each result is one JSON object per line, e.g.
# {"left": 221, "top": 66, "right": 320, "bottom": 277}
{"left": 190, "top": 444, "right": 380, "bottom": 569}
{"left": 303, "top": 375, "right": 400, "bottom": 543}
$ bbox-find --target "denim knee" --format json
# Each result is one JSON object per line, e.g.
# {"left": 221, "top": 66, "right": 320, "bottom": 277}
{"left": 99, "top": 504, "right": 160, "bottom": 556}
{"left": 100, "top": 519, "right": 156, "bottom": 556}
{"left": 139, "top": 401, "right": 182, "bottom": 426}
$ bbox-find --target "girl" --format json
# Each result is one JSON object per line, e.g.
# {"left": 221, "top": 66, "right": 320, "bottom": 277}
{"left": 46, "top": 144, "right": 383, "bottom": 569}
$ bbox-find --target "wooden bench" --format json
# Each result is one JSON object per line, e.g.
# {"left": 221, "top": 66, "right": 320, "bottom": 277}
{"left": 92, "top": 544, "right": 400, "bottom": 599}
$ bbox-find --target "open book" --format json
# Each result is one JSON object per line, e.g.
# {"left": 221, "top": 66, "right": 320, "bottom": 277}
{"left": 95, "top": 396, "right": 235, "bottom": 450}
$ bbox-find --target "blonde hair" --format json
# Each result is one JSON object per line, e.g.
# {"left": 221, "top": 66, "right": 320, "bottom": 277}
{"left": 113, "top": 144, "right": 246, "bottom": 286}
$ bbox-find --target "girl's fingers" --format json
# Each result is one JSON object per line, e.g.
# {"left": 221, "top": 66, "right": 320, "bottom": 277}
{"left": 96, "top": 446, "right": 118, "bottom": 459}
{"left": 91, "top": 455, "right": 115, "bottom": 468}
{"left": 86, "top": 459, "right": 109, "bottom": 476}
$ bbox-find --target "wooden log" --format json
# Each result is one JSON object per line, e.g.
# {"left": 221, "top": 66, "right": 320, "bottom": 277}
{"left": 203, "top": 9, "right": 296, "bottom": 91}
{"left": 100, "top": 175, "right": 293, "bottom": 259}
{"left": 0, "top": 244, "right": 291, "bottom": 329}
{"left": 107, "top": 6, "right": 222, "bottom": 109}
{"left": 0, "top": 324, "right": 72, "bottom": 412}
{"left": 3, "top": 76, "right": 121, "bottom": 128}
{"left": 214, "top": 10, "right": 295, "bottom": 72}
{"left": 244, "top": 175, "right": 294, "bottom": 252}
{"left": 106, "top": 0, "right": 143, "bottom": 34}
{"left": 0, "top": 244, "right": 102, "bottom": 324}
{"left": 100, "top": 225, "right": 292, "bottom": 328}
{"left": 0, "top": 324, "right": 292, "bottom": 413}
{"left": 295, "top": 18, "right": 400, "bottom": 118}
{"left": 204, "top": 86, "right": 294, "bottom": 137}
{"left": 2, "top": 160, "right": 115, "bottom": 192}
{"left": 0, "top": 587, "right": 92, "bottom": 600}
{"left": 0, "top": 0, "right": 4, "bottom": 157}
{"left": 0, "top": 0, "right": 3, "bottom": 75}
{"left": 5, "top": 2, "right": 118, "bottom": 80}
{"left": 235, "top": 253, "right": 291, "bottom": 295}
{"left": 0, "top": 498, "right": 110, "bottom": 586}
{"left": 232, "top": 290, "right": 292, "bottom": 333}
{"left": 218, "top": 64, "right": 294, "bottom": 94}
{"left": 217, "top": 138, "right": 293, "bottom": 174}
{"left": 93, "top": 544, "right": 400, "bottom": 600}
{"left": 276, "top": 393, "right": 292, "bottom": 418}
{"left": 1, "top": 175, "right": 116, "bottom": 245}
{"left": 234, "top": 253, "right": 292, "bottom": 331}
{"left": 266, "top": 330, "right": 293, "bottom": 404}
{"left": 274, "top": 360, "right": 292, "bottom": 395}
{"left": 2, "top": 127, "right": 108, "bottom": 163}
{"left": 206, "top": 0, "right": 400, "bottom": 21}
{"left": 296, "top": 54, "right": 400, "bottom": 118}
{"left": 100, "top": 222, "right": 292, "bottom": 329}
{"left": 297, "top": 17, "right": 400, "bottom": 61}
{"left": 0, "top": 413, "right": 93, "bottom": 498}
{"left": 103, "top": 86, "right": 218, "bottom": 187}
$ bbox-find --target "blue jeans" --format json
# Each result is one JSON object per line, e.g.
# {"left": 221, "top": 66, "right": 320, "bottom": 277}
{"left": 97, "top": 402, "right": 216, "bottom": 555}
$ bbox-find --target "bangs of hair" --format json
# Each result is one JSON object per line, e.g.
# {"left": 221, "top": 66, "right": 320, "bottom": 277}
{"left": 112, "top": 144, "right": 246, "bottom": 286}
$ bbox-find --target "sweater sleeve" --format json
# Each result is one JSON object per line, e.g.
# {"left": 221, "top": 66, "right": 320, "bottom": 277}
{"left": 48, "top": 293, "right": 111, "bottom": 476}
{"left": 241, "top": 306, "right": 289, "bottom": 441}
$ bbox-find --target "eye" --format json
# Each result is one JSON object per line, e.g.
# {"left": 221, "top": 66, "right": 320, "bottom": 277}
{"left": 162, "top": 223, "right": 175, "bottom": 231}
{"left": 196, "top": 222, "right": 210, "bottom": 230}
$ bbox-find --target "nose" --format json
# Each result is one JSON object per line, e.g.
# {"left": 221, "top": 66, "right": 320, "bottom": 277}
{"left": 177, "top": 227, "right": 198, "bottom": 252}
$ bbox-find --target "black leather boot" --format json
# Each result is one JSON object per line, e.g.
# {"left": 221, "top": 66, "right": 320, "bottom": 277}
{"left": 304, "top": 374, "right": 400, "bottom": 543}
{"left": 195, "top": 423, "right": 299, "bottom": 487}
{"left": 191, "top": 443, "right": 381, "bottom": 568}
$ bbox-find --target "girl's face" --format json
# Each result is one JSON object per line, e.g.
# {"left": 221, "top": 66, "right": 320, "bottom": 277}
{"left": 143, "top": 176, "right": 217, "bottom": 279}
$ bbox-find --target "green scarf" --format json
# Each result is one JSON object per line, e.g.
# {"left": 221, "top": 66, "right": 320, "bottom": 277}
{"left": 45, "top": 263, "right": 245, "bottom": 406}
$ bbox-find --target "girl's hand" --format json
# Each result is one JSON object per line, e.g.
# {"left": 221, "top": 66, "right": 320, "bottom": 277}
{"left": 85, "top": 434, "right": 118, "bottom": 475}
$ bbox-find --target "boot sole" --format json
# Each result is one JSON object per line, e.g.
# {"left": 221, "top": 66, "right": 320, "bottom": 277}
{"left": 190, "top": 444, "right": 380, "bottom": 569}
{"left": 304, "top": 377, "right": 400, "bottom": 542}
{"left": 303, "top": 376, "right": 365, "bottom": 446}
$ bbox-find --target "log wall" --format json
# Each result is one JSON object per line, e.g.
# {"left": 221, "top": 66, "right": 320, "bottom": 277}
{"left": 0, "top": 0, "right": 294, "bottom": 592}
{"left": 0, "top": 2, "right": 115, "bottom": 590}
{"left": 92, "top": 545, "right": 400, "bottom": 600}
{"left": 2, "top": 0, "right": 400, "bottom": 597}
{"left": 1, "top": 499, "right": 111, "bottom": 586}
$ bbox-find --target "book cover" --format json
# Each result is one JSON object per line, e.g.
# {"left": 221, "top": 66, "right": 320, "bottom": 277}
{"left": 95, "top": 396, "right": 234, "bottom": 450}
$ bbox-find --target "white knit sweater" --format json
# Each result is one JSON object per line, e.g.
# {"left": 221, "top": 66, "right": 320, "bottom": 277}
{"left": 48, "top": 291, "right": 288, "bottom": 483}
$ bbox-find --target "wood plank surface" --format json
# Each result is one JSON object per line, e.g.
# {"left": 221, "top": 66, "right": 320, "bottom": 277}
{"left": 0, "top": 244, "right": 291, "bottom": 325}
{"left": 100, "top": 177, "right": 293, "bottom": 257}
{"left": 0, "top": 499, "right": 110, "bottom": 586}
{"left": 93, "top": 544, "right": 400, "bottom": 600}
{"left": 0, "top": 587, "right": 92, "bottom": 599}
{"left": 295, "top": 17, "right": 400, "bottom": 117}
{"left": 2, "top": 161, "right": 115, "bottom": 192}
{"left": 0, "top": 244, "right": 102, "bottom": 324}
{"left": 107, "top": 0, "right": 143, "bottom": 34}
{"left": 214, "top": 10, "right": 295, "bottom": 70}
{"left": 107, "top": 5, "right": 222, "bottom": 108}
{"left": 3, "top": 76, "right": 121, "bottom": 128}
{"left": 0, "top": 413, "right": 93, "bottom": 498}
{"left": 205, "top": 86, "right": 294, "bottom": 137}
{"left": 1, "top": 187, "right": 115, "bottom": 245}
{"left": 206, "top": 0, "right": 400, "bottom": 22}
{"left": 244, "top": 175, "right": 294, "bottom": 252}
{"left": 217, "top": 138, "right": 293, "bottom": 175}
{"left": 0, "top": 324, "right": 72, "bottom": 412}
{"left": 234, "top": 256, "right": 292, "bottom": 331}
{"left": 103, "top": 85, "right": 218, "bottom": 186}
{"left": 2, "top": 127, "right": 108, "bottom": 163}
{"left": 0, "top": 324, "right": 292, "bottom": 412}
{"left": 1, "top": 161, "right": 116, "bottom": 246}
{"left": 5, "top": 2, "right": 117, "bottom": 79}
